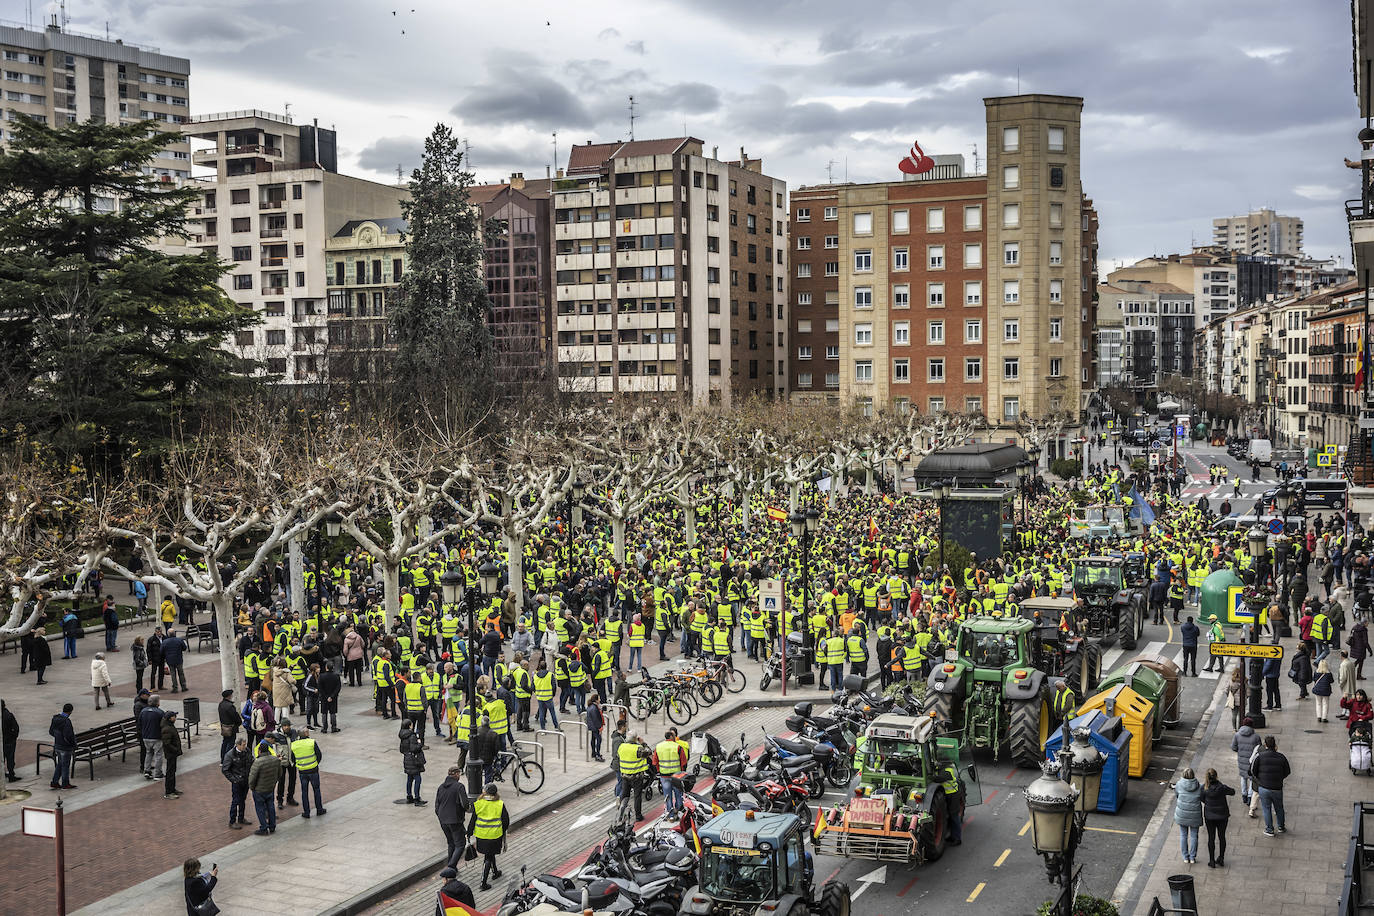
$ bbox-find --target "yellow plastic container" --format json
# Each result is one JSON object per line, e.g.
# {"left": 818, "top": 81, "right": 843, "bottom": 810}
{"left": 1077, "top": 684, "right": 1155, "bottom": 777}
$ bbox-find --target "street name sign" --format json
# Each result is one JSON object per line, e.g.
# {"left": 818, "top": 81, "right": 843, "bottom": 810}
{"left": 1208, "top": 642, "right": 1284, "bottom": 659}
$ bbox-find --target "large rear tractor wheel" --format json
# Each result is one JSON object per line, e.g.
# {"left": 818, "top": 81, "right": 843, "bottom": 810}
{"left": 1082, "top": 642, "right": 1102, "bottom": 694}
{"left": 1006, "top": 698, "right": 1044, "bottom": 769}
{"left": 1119, "top": 602, "right": 1138, "bottom": 651}
{"left": 818, "top": 880, "right": 852, "bottom": 916}
{"left": 915, "top": 789, "right": 948, "bottom": 863}
{"left": 923, "top": 690, "right": 955, "bottom": 730}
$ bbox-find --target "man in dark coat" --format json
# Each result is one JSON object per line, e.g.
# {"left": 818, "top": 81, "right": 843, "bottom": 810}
{"left": 1249, "top": 735, "right": 1291, "bottom": 836}
{"left": 319, "top": 663, "right": 342, "bottom": 733}
{"left": 2, "top": 701, "right": 18, "bottom": 781}
{"left": 469, "top": 717, "right": 500, "bottom": 787}
{"left": 1180, "top": 616, "right": 1200, "bottom": 676}
{"left": 30, "top": 630, "right": 51, "bottom": 684}
{"left": 221, "top": 735, "right": 252, "bottom": 828}
{"left": 48, "top": 703, "right": 76, "bottom": 789}
{"left": 217, "top": 689, "right": 240, "bottom": 760}
{"left": 160, "top": 629, "right": 188, "bottom": 693}
{"left": 434, "top": 765, "right": 471, "bottom": 865}
{"left": 160, "top": 709, "right": 183, "bottom": 798}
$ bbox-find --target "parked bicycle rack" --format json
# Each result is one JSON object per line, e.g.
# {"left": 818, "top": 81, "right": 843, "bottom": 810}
{"left": 535, "top": 728, "right": 568, "bottom": 773}
{"left": 602, "top": 703, "right": 630, "bottom": 725}
{"left": 513, "top": 738, "right": 543, "bottom": 771}
{"left": 563, "top": 721, "right": 590, "bottom": 761}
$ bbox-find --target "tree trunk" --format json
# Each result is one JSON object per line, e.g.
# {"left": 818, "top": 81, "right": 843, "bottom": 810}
{"left": 685, "top": 506, "right": 697, "bottom": 548}
{"left": 383, "top": 559, "right": 402, "bottom": 634}
{"left": 503, "top": 529, "right": 525, "bottom": 610}
{"left": 741, "top": 484, "right": 753, "bottom": 533}
{"left": 864, "top": 468, "right": 874, "bottom": 495}
{"left": 288, "top": 537, "right": 305, "bottom": 613}
{"left": 788, "top": 481, "right": 800, "bottom": 512}
{"left": 612, "top": 519, "right": 627, "bottom": 566}
{"left": 213, "top": 594, "right": 238, "bottom": 693}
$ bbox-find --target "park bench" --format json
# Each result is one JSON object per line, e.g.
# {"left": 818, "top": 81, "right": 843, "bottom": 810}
{"left": 185, "top": 622, "right": 219, "bottom": 653}
{"left": 36, "top": 714, "right": 192, "bottom": 781}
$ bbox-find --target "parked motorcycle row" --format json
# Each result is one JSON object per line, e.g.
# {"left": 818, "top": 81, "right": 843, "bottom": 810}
{"left": 496, "top": 677, "right": 918, "bottom": 916}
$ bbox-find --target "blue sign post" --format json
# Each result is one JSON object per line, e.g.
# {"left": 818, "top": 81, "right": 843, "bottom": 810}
{"left": 1267, "top": 518, "right": 1284, "bottom": 535}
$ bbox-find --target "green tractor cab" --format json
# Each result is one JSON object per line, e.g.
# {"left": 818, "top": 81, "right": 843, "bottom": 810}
{"left": 680, "top": 809, "right": 851, "bottom": 916}
{"left": 1071, "top": 556, "right": 1145, "bottom": 650}
{"left": 922, "top": 615, "right": 1049, "bottom": 767}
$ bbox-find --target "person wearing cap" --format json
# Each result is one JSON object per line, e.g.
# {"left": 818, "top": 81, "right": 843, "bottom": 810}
{"left": 160, "top": 709, "right": 183, "bottom": 798}
{"left": 437, "top": 867, "right": 475, "bottom": 909}
{"left": 217, "top": 689, "right": 241, "bottom": 759}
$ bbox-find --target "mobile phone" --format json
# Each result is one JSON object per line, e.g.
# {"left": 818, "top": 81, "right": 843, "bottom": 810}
{"left": 212, "top": 863, "right": 217, "bottom": 870}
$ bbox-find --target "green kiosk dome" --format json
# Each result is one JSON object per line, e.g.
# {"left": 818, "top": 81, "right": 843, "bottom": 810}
{"left": 1200, "top": 568, "right": 1244, "bottom": 622}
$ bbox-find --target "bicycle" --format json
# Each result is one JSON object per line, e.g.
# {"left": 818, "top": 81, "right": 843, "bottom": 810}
{"left": 630, "top": 677, "right": 695, "bottom": 725}
{"left": 702, "top": 658, "right": 747, "bottom": 694}
{"left": 492, "top": 745, "right": 546, "bottom": 795}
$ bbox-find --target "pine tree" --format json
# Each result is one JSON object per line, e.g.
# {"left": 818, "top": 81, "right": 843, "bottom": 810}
{"left": 0, "top": 117, "right": 259, "bottom": 461}
{"left": 389, "top": 123, "right": 493, "bottom": 422}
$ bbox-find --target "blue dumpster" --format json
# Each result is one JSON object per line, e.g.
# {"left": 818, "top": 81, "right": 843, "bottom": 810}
{"left": 1043, "top": 710, "right": 1131, "bottom": 814}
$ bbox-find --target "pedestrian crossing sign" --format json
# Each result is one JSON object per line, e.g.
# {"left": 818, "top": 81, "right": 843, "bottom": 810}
{"left": 1225, "top": 585, "right": 1267, "bottom": 626}
{"left": 1325, "top": 443, "right": 1338, "bottom": 455}
{"left": 1317, "top": 453, "right": 1333, "bottom": 467}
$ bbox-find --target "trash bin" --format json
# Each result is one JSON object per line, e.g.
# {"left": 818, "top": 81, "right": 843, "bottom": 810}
{"left": 181, "top": 697, "right": 200, "bottom": 727}
{"left": 1167, "top": 874, "right": 1197, "bottom": 914}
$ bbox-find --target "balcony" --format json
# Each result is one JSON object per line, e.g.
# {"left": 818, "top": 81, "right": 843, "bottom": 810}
{"left": 260, "top": 229, "right": 285, "bottom": 239}
{"left": 260, "top": 199, "right": 284, "bottom": 210}
{"left": 1347, "top": 197, "right": 1374, "bottom": 274}
{"left": 260, "top": 256, "right": 285, "bottom": 266}
{"left": 263, "top": 286, "right": 286, "bottom": 296}
{"left": 225, "top": 144, "right": 282, "bottom": 157}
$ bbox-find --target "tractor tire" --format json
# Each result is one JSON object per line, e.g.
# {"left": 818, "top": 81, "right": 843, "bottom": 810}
{"left": 1083, "top": 642, "right": 1102, "bottom": 694}
{"left": 915, "top": 789, "right": 948, "bottom": 862}
{"left": 818, "top": 880, "right": 852, "bottom": 916}
{"left": 1006, "top": 698, "right": 1044, "bottom": 769}
{"left": 1119, "top": 602, "right": 1138, "bottom": 651}
{"left": 923, "top": 690, "right": 954, "bottom": 729}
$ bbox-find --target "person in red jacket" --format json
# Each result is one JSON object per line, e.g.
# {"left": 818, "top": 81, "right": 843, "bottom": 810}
{"left": 1341, "top": 688, "right": 1373, "bottom": 734}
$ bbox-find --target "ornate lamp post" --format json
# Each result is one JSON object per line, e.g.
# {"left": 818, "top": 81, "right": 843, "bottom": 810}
{"left": 934, "top": 479, "right": 952, "bottom": 569}
{"left": 445, "top": 561, "right": 501, "bottom": 793}
{"left": 1244, "top": 525, "right": 1271, "bottom": 727}
{"left": 788, "top": 507, "right": 821, "bottom": 685}
{"left": 566, "top": 478, "right": 585, "bottom": 577}
{"left": 1016, "top": 460, "right": 1032, "bottom": 529}
{"left": 1026, "top": 724, "right": 1105, "bottom": 916}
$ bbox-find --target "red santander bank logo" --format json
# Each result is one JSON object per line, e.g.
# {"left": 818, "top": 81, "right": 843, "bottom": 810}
{"left": 898, "top": 140, "right": 935, "bottom": 175}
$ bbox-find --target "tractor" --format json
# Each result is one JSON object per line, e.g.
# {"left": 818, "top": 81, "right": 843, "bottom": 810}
{"left": 921, "top": 615, "right": 1051, "bottom": 768}
{"left": 1020, "top": 597, "right": 1104, "bottom": 699}
{"left": 1068, "top": 504, "right": 1131, "bottom": 541}
{"left": 679, "top": 809, "right": 851, "bottom": 916}
{"left": 1071, "top": 556, "right": 1146, "bottom": 650}
{"left": 813, "top": 714, "right": 981, "bottom": 866}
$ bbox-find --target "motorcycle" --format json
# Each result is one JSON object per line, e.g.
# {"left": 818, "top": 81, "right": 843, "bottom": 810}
{"left": 713, "top": 771, "right": 813, "bottom": 824}
{"left": 497, "top": 866, "right": 633, "bottom": 916}
{"left": 691, "top": 731, "right": 749, "bottom": 779}
{"left": 759, "top": 632, "right": 806, "bottom": 691}
{"left": 577, "top": 821, "right": 696, "bottom": 916}
{"left": 764, "top": 728, "right": 854, "bottom": 790}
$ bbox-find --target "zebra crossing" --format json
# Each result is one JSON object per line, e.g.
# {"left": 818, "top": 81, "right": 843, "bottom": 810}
{"left": 1100, "top": 639, "right": 1222, "bottom": 680}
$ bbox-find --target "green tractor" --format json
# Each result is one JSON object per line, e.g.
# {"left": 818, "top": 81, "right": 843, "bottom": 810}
{"left": 679, "top": 809, "right": 851, "bottom": 916}
{"left": 1071, "top": 556, "right": 1145, "bottom": 650}
{"left": 921, "top": 615, "right": 1051, "bottom": 768}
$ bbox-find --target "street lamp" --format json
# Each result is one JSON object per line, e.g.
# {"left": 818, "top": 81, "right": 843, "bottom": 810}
{"left": 1245, "top": 525, "right": 1271, "bottom": 728}
{"left": 1016, "top": 460, "right": 1032, "bottom": 529}
{"left": 454, "top": 559, "right": 501, "bottom": 793}
{"left": 1025, "top": 760, "right": 1082, "bottom": 916}
{"left": 566, "top": 478, "right": 585, "bottom": 575}
{"left": 788, "top": 507, "right": 821, "bottom": 690}
{"left": 933, "top": 479, "right": 952, "bottom": 569}
{"left": 310, "top": 512, "right": 343, "bottom": 615}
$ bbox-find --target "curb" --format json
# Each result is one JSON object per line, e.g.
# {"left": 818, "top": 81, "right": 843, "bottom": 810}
{"left": 322, "top": 691, "right": 809, "bottom": 916}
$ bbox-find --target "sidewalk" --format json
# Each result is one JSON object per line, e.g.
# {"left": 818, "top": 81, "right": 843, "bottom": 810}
{"left": 1118, "top": 635, "right": 1362, "bottom": 915}
{"left": 0, "top": 624, "right": 816, "bottom": 916}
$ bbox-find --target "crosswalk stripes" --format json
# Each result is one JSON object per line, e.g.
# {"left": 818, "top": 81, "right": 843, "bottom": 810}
{"left": 1098, "top": 639, "right": 1220, "bottom": 680}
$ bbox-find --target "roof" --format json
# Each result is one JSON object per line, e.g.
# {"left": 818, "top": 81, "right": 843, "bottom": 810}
{"left": 700, "top": 809, "right": 798, "bottom": 845}
{"left": 962, "top": 615, "right": 1034, "bottom": 634}
{"left": 914, "top": 443, "right": 1029, "bottom": 484}
{"left": 332, "top": 217, "right": 408, "bottom": 238}
{"left": 566, "top": 137, "right": 697, "bottom": 174}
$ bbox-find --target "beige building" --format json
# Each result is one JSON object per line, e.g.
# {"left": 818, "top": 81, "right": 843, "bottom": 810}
{"left": 983, "top": 94, "right": 1085, "bottom": 423}
{"left": 1212, "top": 208, "right": 1304, "bottom": 257}
{"left": 1109, "top": 252, "right": 1237, "bottom": 324}
{"left": 184, "top": 110, "right": 405, "bottom": 383}
{"left": 324, "top": 217, "right": 408, "bottom": 383}
{"left": 0, "top": 19, "right": 190, "bottom": 180}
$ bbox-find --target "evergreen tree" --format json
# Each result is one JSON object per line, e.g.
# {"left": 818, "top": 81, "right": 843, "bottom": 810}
{"left": 0, "top": 117, "right": 259, "bottom": 460}
{"left": 389, "top": 123, "right": 493, "bottom": 421}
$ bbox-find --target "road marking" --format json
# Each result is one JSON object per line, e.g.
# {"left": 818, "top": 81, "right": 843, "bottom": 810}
{"left": 994, "top": 848, "right": 1011, "bottom": 867}
{"left": 851, "top": 865, "right": 886, "bottom": 900}
{"left": 967, "top": 882, "right": 986, "bottom": 902}
{"left": 1018, "top": 818, "right": 1031, "bottom": 837}
{"left": 570, "top": 800, "right": 619, "bottom": 830}
{"left": 897, "top": 875, "right": 919, "bottom": 896}
{"left": 985, "top": 789, "right": 1000, "bottom": 803}
{"left": 1085, "top": 825, "right": 1138, "bottom": 835}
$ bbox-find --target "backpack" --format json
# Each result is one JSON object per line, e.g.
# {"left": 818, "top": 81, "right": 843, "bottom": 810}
{"left": 251, "top": 705, "right": 267, "bottom": 733}
{"left": 241, "top": 700, "right": 254, "bottom": 731}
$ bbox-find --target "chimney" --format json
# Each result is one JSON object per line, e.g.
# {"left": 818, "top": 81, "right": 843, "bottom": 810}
{"left": 711, "top": 146, "right": 718, "bottom": 160}
{"left": 740, "top": 147, "right": 746, "bottom": 162}
{"left": 510, "top": 171, "right": 525, "bottom": 190}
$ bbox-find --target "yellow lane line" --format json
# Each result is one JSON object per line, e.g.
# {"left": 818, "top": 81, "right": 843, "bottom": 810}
{"left": 967, "top": 883, "right": 986, "bottom": 902}
{"left": 1085, "top": 825, "right": 1138, "bottom": 835}
{"left": 1018, "top": 818, "right": 1031, "bottom": 837}
{"left": 994, "top": 848, "right": 1011, "bottom": 867}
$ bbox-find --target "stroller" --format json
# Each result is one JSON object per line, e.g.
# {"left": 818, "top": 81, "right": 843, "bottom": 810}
{"left": 1350, "top": 721, "right": 1373, "bottom": 776}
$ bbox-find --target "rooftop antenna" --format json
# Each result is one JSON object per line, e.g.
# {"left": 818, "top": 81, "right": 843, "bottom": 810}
{"left": 844, "top": 157, "right": 848, "bottom": 183}
{"left": 825, "top": 160, "right": 836, "bottom": 183}
{"left": 1016, "top": 67, "right": 1021, "bottom": 94}
{"left": 628, "top": 95, "right": 636, "bottom": 141}
{"left": 552, "top": 131, "right": 558, "bottom": 176}
{"left": 60, "top": 0, "right": 68, "bottom": 27}
{"left": 284, "top": 102, "right": 291, "bottom": 122}
{"left": 396, "top": 163, "right": 404, "bottom": 186}
{"left": 970, "top": 143, "right": 980, "bottom": 175}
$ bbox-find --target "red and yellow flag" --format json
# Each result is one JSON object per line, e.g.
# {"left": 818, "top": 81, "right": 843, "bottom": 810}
{"left": 767, "top": 505, "right": 788, "bottom": 522}
{"left": 439, "top": 891, "right": 481, "bottom": 916}
{"left": 868, "top": 515, "right": 878, "bottom": 541}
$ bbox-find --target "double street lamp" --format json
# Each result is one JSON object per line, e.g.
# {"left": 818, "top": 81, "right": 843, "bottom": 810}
{"left": 931, "top": 479, "right": 953, "bottom": 569}
{"left": 1245, "top": 525, "right": 1272, "bottom": 728}
{"left": 1015, "top": 460, "right": 1034, "bottom": 529}
{"left": 441, "top": 559, "right": 501, "bottom": 793}
{"left": 789, "top": 506, "right": 821, "bottom": 691}
{"left": 1025, "top": 725, "right": 1106, "bottom": 916}
{"left": 309, "top": 512, "right": 343, "bottom": 616}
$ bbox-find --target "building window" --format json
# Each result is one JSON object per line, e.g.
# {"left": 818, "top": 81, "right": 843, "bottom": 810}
{"left": 1003, "top": 396, "right": 1020, "bottom": 421}
{"left": 963, "top": 243, "right": 982, "bottom": 269}
{"left": 894, "top": 358, "right": 910, "bottom": 383}
{"left": 892, "top": 247, "right": 909, "bottom": 271}
{"left": 797, "top": 292, "right": 812, "bottom": 305}
{"left": 928, "top": 246, "right": 945, "bottom": 269}
{"left": 1003, "top": 280, "right": 1020, "bottom": 303}
{"left": 825, "top": 345, "right": 839, "bottom": 359}
{"left": 964, "top": 319, "right": 982, "bottom": 343}
{"left": 1048, "top": 126, "right": 1065, "bottom": 151}
{"left": 1049, "top": 357, "right": 1063, "bottom": 377}
{"left": 855, "top": 323, "right": 873, "bottom": 345}
{"left": 1003, "top": 242, "right": 1019, "bottom": 265}
{"left": 266, "top": 329, "right": 286, "bottom": 345}
{"left": 966, "top": 396, "right": 982, "bottom": 414}
{"left": 824, "top": 262, "right": 839, "bottom": 277}
{"left": 1049, "top": 279, "right": 1062, "bottom": 303}
{"left": 295, "top": 271, "right": 305, "bottom": 287}
{"left": 825, "top": 371, "right": 839, "bottom": 388}
{"left": 965, "top": 357, "right": 982, "bottom": 381}
{"left": 927, "top": 207, "right": 945, "bottom": 232}
{"left": 965, "top": 281, "right": 982, "bottom": 306}
{"left": 796, "top": 264, "right": 811, "bottom": 278}
{"left": 1049, "top": 166, "right": 1064, "bottom": 189}
{"left": 798, "top": 372, "right": 813, "bottom": 388}
{"left": 1002, "top": 165, "right": 1019, "bottom": 190}
{"left": 797, "top": 236, "right": 811, "bottom": 250}
{"left": 232, "top": 274, "right": 252, "bottom": 290}
{"left": 1003, "top": 203, "right": 1020, "bottom": 228}
{"left": 854, "top": 286, "right": 873, "bottom": 308}
{"left": 232, "top": 246, "right": 251, "bottom": 261}
{"left": 1049, "top": 241, "right": 1063, "bottom": 265}
{"left": 824, "top": 206, "right": 838, "bottom": 220}
{"left": 1003, "top": 319, "right": 1019, "bottom": 342}
{"left": 927, "top": 358, "right": 945, "bottom": 382}
{"left": 893, "top": 284, "right": 910, "bottom": 309}
{"left": 796, "top": 207, "right": 810, "bottom": 222}
{"left": 292, "top": 183, "right": 303, "bottom": 200}
{"left": 1049, "top": 202, "right": 1063, "bottom": 228}
{"left": 853, "top": 212, "right": 873, "bottom": 234}
{"left": 894, "top": 321, "right": 910, "bottom": 345}
{"left": 928, "top": 282, "right": 945, "bottom": 307}
{"left": 1049, "top": 317, "right": 1062, "bottom": 341}
{"left": 964, "top": 205, "right": 982, "bottom": 231}
{"left": 1003, "top": 126, "right": 1019, "bottom": 152}
{"left": 855, "top": 360, "right": 873, "bottom": 383}
{"left": 1003, "top": 357, "right": 1020, "bottom": 380}
{"left": 854, "top": 250, "right": 872, "bottom": 272}
{"left": 824, "top": 235, "right": 838, "bottom": 249}
{"left": 231, "top": 217, "right": 251, "bottom": 233}
{"left": 928, "top": 320, "right": 944, "bottom": 344}
{"left": 892, "top": 210, "right": 909, "bottom": 233}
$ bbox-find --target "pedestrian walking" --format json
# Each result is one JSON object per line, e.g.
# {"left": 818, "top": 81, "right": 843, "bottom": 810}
{"left": 101, "top": 597, "right": 119, "bottom": 652}
{"left": 1224, "top": 668, "right": 1243, "bottom": 730}
{"left": 1180, "top": 616, "right": 1200, "bottom": 676}
{"left": 1289, "top": 643, "right": 1313, "bottom": 700}
{"left": 1201, "top": 767, "right": 1234, "bottom": 867}
{"left": 91, "top": 652, "right": 112, "bottom": 709}
{"left": 1340, "top": 651, "right": 1359, "bottom": 717}
{"left": 399, "top": 719, "right": 427, "bottom": 805}
{"left": 131, "top": 637, "right": 147, "bottom": 693}
{"left": 148, "top": 628, "right": 164, "bottom": 691}
{"left": 248, "top": 740, "right": 282, "bottom": 835}
{"left": 221, "top": 735, "right": 252, "bottom": 829}
{"left": 1230, "top": 717, "right": 1260, "bottom": 813}
{"left": 47, "top": 703, "right": 76, "bottom": 789}
{"left": 1350, "top": 621, "right": 1370, "bottom": 680}
{"left": 653, "top": 728, "right": 687, "bottom": 817}
{"left": 290, "top": 726, "right": 325, "bottom": 818}
{"left": 1249, "top": 735, "right": 1291, "bottom": 836}
{"left": 2, "top": 700, "right": 18, "bottom": 782}
{"left": 1262, "top": 655, "right": 1282, "bottom": 710}
{"left": 161, "top": 709, "right": 183, "bottom": 798}
{"left": 469, "top": 783, "right": 509, "bottom": 891}
{"left": 1314, "top": 657, "right": 1335, "bottom": 723}
{"left": 60, "top": 609, "right": 80, "bottom": 659}
{"left": 586, "top": 693, "right": 605, "bottom": 762}
{"left": 434, "top": 765, "right": 471, "bottom": 867}
{"left": 139, "top": 694, "right": 166, "bottom": 780}
{"left": 217, "top": 689, "right": 240, "bottom": 760}
{"left": 161, "top": 629, "right": 188, "bottom": 693}
{"left": 30, "top": 625, "right": 51, "bottom": 684}
{"left": 183, "top": 858, "right": 218, "bottom": 916}
{"left": 1171, "top": 767, "right": 1203, "bottom": 864}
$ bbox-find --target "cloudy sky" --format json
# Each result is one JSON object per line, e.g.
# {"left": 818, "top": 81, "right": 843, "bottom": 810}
{"left": 51, "top": 0, "right": 1359, "bottom": 267}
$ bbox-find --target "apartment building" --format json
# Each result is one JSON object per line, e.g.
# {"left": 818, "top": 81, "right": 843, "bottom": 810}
{"left": 1110, "top": 252, "right": 1237, "bottom": 324}
{"left": 1308, "top": 297, "right": 1364, "bottom": 449}
{"left": 1272, "top": 296, "right": 1311, "bottom": 445}
{"left": 1097, "top": 277, "right": 1195, "bottom": 387}
{"left": 552, "top": 138, "right": 786, "bottom": 405}
{"left": 185, "top": 110, "right": 405, "bottom": 382}
{"left": 1081, "top": 198, "right": 1100, "bottom": 393}
{"left": 1212, "top": 207, "right": 1304, "bottom": 257}
{"left": 0, "top": 19, "right": 189, "bottom": 179}
{"left": 324, "top": 217, "right": 407, "bottom": 383}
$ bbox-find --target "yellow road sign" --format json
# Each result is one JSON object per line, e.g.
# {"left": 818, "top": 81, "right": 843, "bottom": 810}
{"left": 1318, "top": 454, "right": 1333, "bottom": 467}
{"left": 1208, "top": 642, "right": 1284, "bottom": 659}
{"left": 1326, "top": 443, "right": 1338, "bottom": 455}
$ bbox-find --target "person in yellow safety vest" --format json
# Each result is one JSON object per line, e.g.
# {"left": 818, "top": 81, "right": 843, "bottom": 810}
{"left": 591, "top": 645, "right": 613, "bottom": 702}
{"left": 746, "top": 608, "right": 769, "bottom": 661}
{"left": 290, "top": 726, "right": 326, "bottom": 817}
{"left": 605, "top": 612, "right": 624, "bottom": 669}
{"left": 552, "top": 611, "right": 570, "bottom": 647}
{"left": 906, "top": 634, "right": 928, "bottom": 680}
{"left": 715, "top": 600, "right": 735, "bottom": 654}
{"left": 655, "top": 602, "right": 674, "bottom": 663}
{"left": 566, "top": 654, "right": 589, "bottom": 714}
{"left": 373, "top": 650, "right": 397, "bottom": 719}
{"left": 484, "top": 691, "right": 509, "bottom": 749}
{"left": 1310, "top": 609, "right": 1333, "bottom": 663}
{"left": 616, "top": 734, "right": 650, "bottom": 822}
{"left": 421, "top": 664, "right": 443, "bottom": 737}
{"left": 846, "top": 628, "right": 868, "bottom": 678}
{"left": 403, "top": 677, "right": 430, "bottom": 741}
{"left": 532, "top": 660, "right": 559, "bottom": 731}
{"left": 941, "top": 761, "right": 964, "bottom": 845}
{"left": 243, "top": 647, "right": 263, "bottom": 693}
{"left": 509, "top": 655, "right": 533, "bottom": 732}
{"left": 653, "top": 729, "right": 688, "bottom": 816}
{"left": 627, "top": 614, "right": 647, "bottom": 671}
{"left": 470, "top": 784, "right": 509, "bottom": 890}
{"left": 1050, "top": 679, "right": 1076, "bottom": 723}
{"left": 821, "top": 632, "right": 845, "bottom": 691}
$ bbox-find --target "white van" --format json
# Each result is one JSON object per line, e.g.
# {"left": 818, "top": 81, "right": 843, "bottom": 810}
{"left": 1247, "top": 439, "right": 1272, "bottom": 466}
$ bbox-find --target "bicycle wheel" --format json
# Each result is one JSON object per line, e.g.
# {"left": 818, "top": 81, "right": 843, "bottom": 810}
{"left": 725, "top": 667, "right": 747, "bottom": 693}
{"left": 513, "top": 759, "right": 545, "bottom": 795}
{"left": 667, "top": 695, "right": 692, "bottom": 726}
{"left": 631, "top": 691, "right": 654, "bottom": 721}
{"left": 699, "top": 680, "right": 723, "bottom": 705}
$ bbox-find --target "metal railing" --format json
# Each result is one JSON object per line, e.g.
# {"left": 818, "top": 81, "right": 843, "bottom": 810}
{"left": 1338, "top": 801, "right": 1374, "bottom": 915}
{"left": 512, "top": 738, "right": 543, "bottom": 772}
{"left": 535, "top": 728, "right": 567, "bottom": 773}
{"left": 190, "top": 109, "right": 292, "bottom": 124}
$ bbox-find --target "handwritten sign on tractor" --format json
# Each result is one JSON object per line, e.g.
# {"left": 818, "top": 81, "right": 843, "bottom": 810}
{"left": 847, "top": 798, "right": 889, "bottom": 826}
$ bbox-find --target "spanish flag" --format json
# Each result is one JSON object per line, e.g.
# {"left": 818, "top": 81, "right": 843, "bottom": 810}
{"left": 690, "top": 820, "right": 704, "bottom": 855}
{"left": 767, "top": 505, "right": 788, "bottom": 522}
{"left": 438, "top": 891, "right": 481, "bottom": 916}
{"left": 868, "top": 515, "right": 878, "bottom": 541}
{"left": 813, "top": 809, "right": 828, "bottom": 840}
{"left": 882, "top": 494, "right": 895, "bottom": 507}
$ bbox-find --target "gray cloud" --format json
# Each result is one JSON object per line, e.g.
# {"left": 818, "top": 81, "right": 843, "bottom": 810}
{"left": 355, "top": 135, "right": 425, "bottom": 175}
{"left": 453, "top": 65, "right": 596, "bottom": 128}
{"left": 625, "top": 40, "right": 646, "bottom": 55}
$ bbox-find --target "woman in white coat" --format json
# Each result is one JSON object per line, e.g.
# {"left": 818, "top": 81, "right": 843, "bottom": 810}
{"left": 91, "top": 652, "right": 113, "bottom": 709}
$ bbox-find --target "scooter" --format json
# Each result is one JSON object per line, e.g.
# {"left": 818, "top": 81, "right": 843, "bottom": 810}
{"left": 497, "top": 866, "right": 634, "bottom": 916}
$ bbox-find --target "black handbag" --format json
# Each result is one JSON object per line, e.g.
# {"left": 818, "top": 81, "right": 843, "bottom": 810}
{"left": 463, "top": 840, "right": 478, "bottom": 862}
{"left": 190, "top": 897, "right": 219, "bottom": 916}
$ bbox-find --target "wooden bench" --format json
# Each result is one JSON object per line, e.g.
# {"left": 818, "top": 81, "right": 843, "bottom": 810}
{"left": 185, "top": 623, "right": 219, "bottom": 653}
{"left": 36, "top": 715, "right": 193, "bottom": 781}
